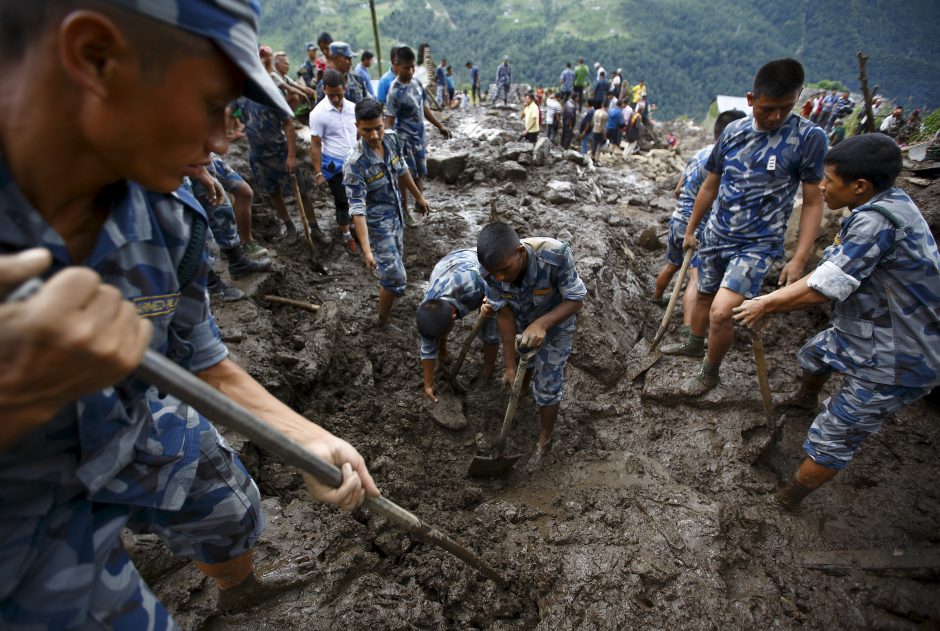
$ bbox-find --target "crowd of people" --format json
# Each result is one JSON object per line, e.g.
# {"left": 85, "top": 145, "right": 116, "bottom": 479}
{"left": 1, "top": 0, "right": 937, "bottom": 627}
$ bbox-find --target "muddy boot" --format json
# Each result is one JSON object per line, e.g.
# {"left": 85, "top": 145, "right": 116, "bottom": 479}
{"left": 224, "top": 247, "right": 272, "bottom": 280}
{"left": 404, "top": 209, "right": 420, "bottom": 228}
{"left": 650, "top": 292, "right": 671, "bottom": 307}
{"left": 207, "top": 269, "right": 244, "bottom": 302}
{"left": 217, "top": 555, "right": 318, "bottom": 614}
{"left": 778, "top": 372, "right": 829, "bottom": 411}
{"left": 679, "top": 361, "right": 719, "bottom": 396}
{"left": 279, "top": 220, "right": 300, "bottom": 245}
{"left": 661, "top": 333, "right": 706, "bottom": 357}
{"left": 678, "top": 324, "right": 691, "bottom": 343}
{"left": 771, "top": 481, "right": 815, "bottom": 513}
{"left": 241, "top": 241, "right": 269, "bottom": 259}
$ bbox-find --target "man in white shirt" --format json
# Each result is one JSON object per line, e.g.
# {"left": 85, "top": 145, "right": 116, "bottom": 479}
{"left": 309, "top": 69, "right": 360, "bottom": 254}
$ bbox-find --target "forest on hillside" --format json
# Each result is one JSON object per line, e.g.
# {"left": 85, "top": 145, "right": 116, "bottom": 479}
{"left": 259, "top": 0, "right": 940, "bottom": 119}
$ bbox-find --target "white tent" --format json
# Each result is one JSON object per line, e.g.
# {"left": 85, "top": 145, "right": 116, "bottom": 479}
{"left": 715, "top": 94, "right": 751, "bottom": 115}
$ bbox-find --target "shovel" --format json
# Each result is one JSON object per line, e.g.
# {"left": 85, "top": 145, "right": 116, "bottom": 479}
{"left": 6, "top": 278, "right": 508, "bottom": 587}
{"left": 429, "top": 316, "right": 485, "bottom": 430}
{"left": 467, "top": 339, "right": 536, "bottom": 478}
{"left": 750, "top": 324, "right": 774, "bottom": 420}
{"left": 290, "top": 172, "right": 321, "bottom": 269}
{"left": 625, "top": 247, "right": 694, "bottom": 381}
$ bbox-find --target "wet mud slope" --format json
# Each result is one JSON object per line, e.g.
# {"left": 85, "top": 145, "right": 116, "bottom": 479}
{"left": 131, "top": 109, "right": 940, "bottom": 629}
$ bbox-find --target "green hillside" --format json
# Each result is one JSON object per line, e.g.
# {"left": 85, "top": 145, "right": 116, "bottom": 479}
{"left": 258, "top": 0, "right": 940, "bottom": 119}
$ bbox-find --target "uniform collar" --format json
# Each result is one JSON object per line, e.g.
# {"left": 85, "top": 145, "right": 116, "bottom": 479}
{"left": 0, "top": 151, "right": 152, "bottom": 265}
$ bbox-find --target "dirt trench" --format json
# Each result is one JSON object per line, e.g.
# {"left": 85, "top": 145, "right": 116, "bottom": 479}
{"left": 131, "top": 108, "right": 940, "bottom": 629}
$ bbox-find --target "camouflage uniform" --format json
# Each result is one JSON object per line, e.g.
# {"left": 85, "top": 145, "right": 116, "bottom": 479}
{"left": 316, "top": 71, "right": 368, "bottom": 106}
{"left": 419, "top": 249, "right": 500, "bottom": 359}
{"left": 480, "top": 238, "right": 588, "bottom": 407}
{"left": 237, "top": 96, "right": 310, "bottom": 198}
{"left": 190, "top": 154, "right": 244, "bottom": 250}
{"left": 796, "top": 187, "right": 940, "bottom": 469}
{"left": 495, "top": 63, "right": 512, "bottom": 105}
{"left": 697, "top": 114, "right": 827, "bottom": 298}
{"left": 665, "top": 144, "right": 712, "bottom": 267}
{"left": 385, "top": 79, "right": 428, "bottom": 178}
{"left": 0, "top": 160, "right": 263, "bottom": 629}
{"left": 343, "top": 131, "right": 409, "bottom": 295}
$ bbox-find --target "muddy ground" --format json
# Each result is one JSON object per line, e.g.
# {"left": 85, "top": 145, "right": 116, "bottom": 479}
{"left": 131, "top": 107, "right": 940, "bottom": 629}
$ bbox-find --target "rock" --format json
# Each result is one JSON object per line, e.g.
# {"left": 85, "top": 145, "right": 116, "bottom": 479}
{"left": 532, "top": 137, "right": 552, "bottom": 166}
{"left": 606, "top": 194, "right": 619, "bottom": 204}
{"left": 564, "top": 150, "right": 587, "bottom": 165}
{"left": 498, "top": 160, "right": 528, "bottom": 181}
{"left": 547, "top": 179, "right": 576, "bottom": 204}
{"left": 500, "top": 142, "right": 534, "bottom": 161}
{"left": 628, "top": 197, "right": 645, "bottom": 206}
{"left": 650, "top": 196, "right": 675, "bottom": 212}
{"left": 500, "top": 182, "right": 518, "bottom": 195}
{"left": 637, "top": 227, "right": 662, "bottom": 250}
{"left": 426, "top": 147, "right": 469, "bottom": 184}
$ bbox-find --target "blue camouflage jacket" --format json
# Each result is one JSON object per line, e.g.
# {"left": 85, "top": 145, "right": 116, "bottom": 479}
{"left": 481, "top": 238, "right": 588, "bottom": 330}
{"left": 342, "top": 131, "right": 408, "bottom": 224}
{"left": 705, "top": 113, "right": 827, "bottom": 248}
{"left": 806, "top": 187, "right": 940, "bottom": 387}
{"left": 385, "top": 79, "right": 427, "bottom": 148}
{"left": 419, "top": 249, "right": 488, "bottom": 359}
{"left": 237, "top": 96, "right": 289, "bottom": 158}
{"left": 673, "top": 145, "right": 713, "bottom": 224}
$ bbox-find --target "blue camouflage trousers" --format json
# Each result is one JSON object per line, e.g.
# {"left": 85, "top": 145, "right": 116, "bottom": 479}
{"left": 0, "top": 426, "right": 262, "bottom": 629}
{"left": 523, "top": 315, "right": 576, "bottom": 407}
{"left": 192, "top": 180, "right": 240, "bottom": 250}
{"left": 665, "top": 217, "right": 700, "bottom": 268}
{"left": 400, "top": 137, "right": 428, "bottom": 178}
{"left": 798, "top": 339, "right": 933, "bottom": 469}
{"left": 368, "top": 214, "right": 407, "bottom": 296}
{"left": 248, "top": 151, "right": 311, "bottom": 199}
{"left": 697, "top": 230, "right": 778, "bottom": 298}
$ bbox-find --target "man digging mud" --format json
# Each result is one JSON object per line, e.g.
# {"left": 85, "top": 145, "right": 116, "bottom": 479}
{"left": 416, "top": 250, "right": 501, "bottom": 402}
{"left": 0, "top": 1, "right": 379, "bottom": 627}
{"left": 476, "top": 223, "right": 587, "bottom": 469}
{"left": 733, "top": 134, "right": 940, "bottom": 512}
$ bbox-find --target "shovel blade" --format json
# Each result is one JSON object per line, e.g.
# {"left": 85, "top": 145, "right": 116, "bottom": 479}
{"left": 429, "top": 392, "right": 468, "bottom": 430}
{"left": 467, "top": 452, "right": 523, "bottom": 477}
{"left": 624, "top": 338, "right": 663, "bottom": 382}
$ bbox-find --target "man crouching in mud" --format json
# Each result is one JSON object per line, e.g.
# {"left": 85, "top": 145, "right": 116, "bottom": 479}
{"left": 0, "top": 1, "right": 377, "bottom": 627}
{"left": 476, "top": 223, "right": 587, "bottom": 468}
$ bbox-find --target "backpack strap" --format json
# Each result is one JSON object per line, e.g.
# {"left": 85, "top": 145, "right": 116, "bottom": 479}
{"left": 176, "top": 212, "right": 208, "bottom": 289}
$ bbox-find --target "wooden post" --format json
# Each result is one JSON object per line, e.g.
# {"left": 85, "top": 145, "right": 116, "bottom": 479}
{"left": 369, "top": 0, "right": 382, "bottom": 76}
{"left": 857, "top": 51, "right": 876, "bottom": 134}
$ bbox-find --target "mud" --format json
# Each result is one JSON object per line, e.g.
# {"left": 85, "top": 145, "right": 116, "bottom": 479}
{"left": 131, "top": 109, "right": 940, "bottom": 629}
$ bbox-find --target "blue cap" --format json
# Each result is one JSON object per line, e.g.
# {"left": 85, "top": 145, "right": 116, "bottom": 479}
{"left": 108, "top": 0, "right": 291, "bottom": 116}
{"left": 306, "top": 42, "right": 317, "bottom": 51}
{"left": 329, "top": 41, "right": 355, "bottom": 58}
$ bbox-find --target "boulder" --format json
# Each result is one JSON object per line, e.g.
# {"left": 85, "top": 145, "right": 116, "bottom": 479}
{"left": 637, "top": 227, "right": 663, "bottom": 250}
{"left": 532, "top": 137, "right": 552, "bottom": 166}
{"left": 426, "top": 147, "right": 470, "bottom": 184}
{"left": 564, "top": 150, "right": 587, "bottom": 165}
{"left": 498, "top": 160, "right": 528, "bottom": 181}
{"left": 547, "top": 179, "right": 576, "bottom": 204}
{"left": 650, "top": 196, "right": 675, "bottom": 212}
{"left": 500, "top": 142, "right": 534, "bottom": 161}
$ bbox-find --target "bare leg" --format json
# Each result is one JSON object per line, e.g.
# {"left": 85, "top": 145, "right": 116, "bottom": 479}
{"left": 268, "top": 192, "right": 292, "bottom": 224}
{"left": 482, "top": 343, "right": 498, "bottom": 380}
{"left": 653, "top": 262, "right": 679, "bottom": 301}
{"left": 705, "top": 288, "right": 746, "bottom": 366}
{"left": 682, "top": 268, "right": 698, "bottom": 326}
{"left": 378, "top": 287, "right": 396, "bottom": 323}
{"left": 774, "top": 457, "right": 839, "bottom": 512}
{"left": 689, "top": 289, "right": 715, "bottom": 338}
{"left": 537, "top": 403, "right": 560, "bottom": 452}
{"left": 232, "top": 181, "right": 254, "bottom": 244}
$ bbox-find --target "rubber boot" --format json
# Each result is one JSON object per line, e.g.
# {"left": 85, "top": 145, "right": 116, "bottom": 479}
{"left": 662, "top": 333, "right": 706, "bottom": 357}
{"left": 224, "top": 247, "right": 272, "bottom": 280}
{"left": 779, "top": 371, "right": 829, "bottom": 410}
{"left": 772, "top": 481, "right": 815, "bottom": 513}
{"left": 679, "top": 360, "right": 720, "bottom": 395}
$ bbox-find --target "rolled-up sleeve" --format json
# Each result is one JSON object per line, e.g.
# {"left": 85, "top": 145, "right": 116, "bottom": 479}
{"left": 482, "top": 279, "right": 507, "bottom": 312}
{"left": 812, "top": 212, "right": 896, "bottom": 300}
{"left": 170, "top": 249, "right": 228, "bottom": 373}
{"left": 557, "top": 247, "right": 587, "bottom": 302}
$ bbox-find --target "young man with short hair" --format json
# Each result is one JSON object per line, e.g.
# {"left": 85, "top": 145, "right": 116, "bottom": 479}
{"left": 732, "top": 133, "right": 940, "bottom": 512}
{"left": 559, "top": 62, "right": 574, "bottom": 104}
{"left": 573, "top": 58, "right": 589, "bottom": 112}
{"left": 344, "top": 99, "right": 430, "bottom": 325}
{"left": 354, "top": 50, "right": 376, "bottom": 98}
{"left": 495, "top": 56, "right": 512, "bottom": 105}
{"left": 476, "top": 223, "right": 587, "bottom": 464}
{"left": 0, "top": 2, "right": 377, "bottom": 627}
{"left": 653, "top": 110, "right": 748, "bottom": 343}
{"left": 319, "top": 41, "right": 367, "bottom": 105}
{"left": 310, "top": 69, "right": 359, "bottom": 254}
{"left": 666, "top": 58, "right": 827, "bottom": 396}
{"left": 521, "top": 92, "right": 540, "bottom": 143}
{"left": 384, "top": 46, "right": 451, "bottom": 227}
{"left": 590, "top": 98, "right": 609, "bottom": 160}
{"left": 466, "top": 60, "right": 481, "bottom": 105}
{"left": 417, "top": 250, "right": 500, "bottom": 402}
{"left": 376, "top": 47, "right": 400, "bottom": 105}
